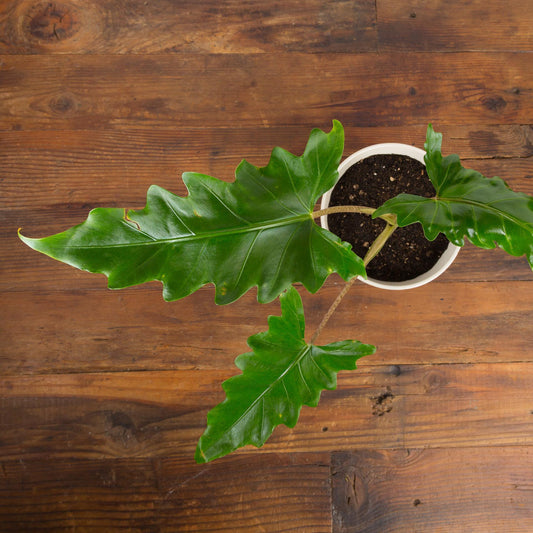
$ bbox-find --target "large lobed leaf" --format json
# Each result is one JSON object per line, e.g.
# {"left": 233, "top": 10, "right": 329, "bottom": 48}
{"left": 374, "top": 125, "right": 533, "bottom": 268}
{"left": 19, "top": 121, "right": 364, "bottom": 304}
{"left": 195, "top": 286, "right": 375, "bottom": 463}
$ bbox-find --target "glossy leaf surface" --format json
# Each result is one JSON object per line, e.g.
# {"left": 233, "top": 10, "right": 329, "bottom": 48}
{"left": 374, "top": 125, "right": 533, "bottom": 267}
{"left": 195, "top": 286, "right": 375, "bottom": 463}
{"left": 20, "top": 121, "right": 365, "bottom": 304}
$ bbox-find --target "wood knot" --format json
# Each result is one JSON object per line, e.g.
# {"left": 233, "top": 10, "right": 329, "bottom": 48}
{"left": 105, "top": 411, "right": 138, "bottom": 448}
{"left": 109, "top": 411, "right": 135, "bottom": 431}
{"left": 423, "top": 370, "right": 447, "bottom": 393}
{"left": 49, "top": 93, "right": 77, "bottom": 114}
{"left": 26, "top": 2, "right": 80, "bottom": 42}
{"left": 480, "top": 95, "right": 507, "bottom": 112}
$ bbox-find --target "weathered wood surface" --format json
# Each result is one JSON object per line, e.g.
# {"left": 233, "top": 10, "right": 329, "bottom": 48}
{"left": 3, "top": 281, "right": 533, "bottom": 375}
{"left": 0, "top": 453, "right": 333, "bottom": 532}
{"left": 332, "top": 447, "right": 533, "bottom": 532}
{"left": 1, "top": 0, "right": 532, "bottom": 531}
{"left": 3, "top": 126, "right": 532, "bottom": 210}
{"left": 1, "top": 0, "right": 530, "bottom": 54}
{"left": 0, "top": 52, "right": 529, "bottom": 130}
{"left": 0, "top": 0, "right": 378, "bottom": 55}
{"left": 376, "top": 0, "right": 533, "bottom": 52}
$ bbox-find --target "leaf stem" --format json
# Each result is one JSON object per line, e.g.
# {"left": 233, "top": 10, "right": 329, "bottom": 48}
{"left": 312, "top": 205, "right": 396, "bottom": 225}
{"left": 312, "top": 205, "right": 376, "bottom": 218}
{"left": 362, "top": 221, "right": 398, "bottom": 267}
{"left": 309, "top": 220, "right": 398, "bottom": 345}
{"left": 309, "top": 277, "right": 357, "bottom": 344}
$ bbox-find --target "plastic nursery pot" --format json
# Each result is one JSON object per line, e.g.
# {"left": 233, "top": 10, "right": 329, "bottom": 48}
{"left": 320, "top": 143, "right": 460, "bottom": 290}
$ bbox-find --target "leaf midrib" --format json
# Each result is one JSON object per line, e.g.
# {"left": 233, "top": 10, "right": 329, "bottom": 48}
{"left": 64, "top": 213, "right": 313, "bottom": 249}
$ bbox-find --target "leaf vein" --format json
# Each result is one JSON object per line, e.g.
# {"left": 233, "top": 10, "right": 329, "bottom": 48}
{"left": 282, "top": 157, "right": 308, "bottom": 212}
{"left": 244, "top": 169, "right": 302, "bottom": 217}
{"left": 200, "top": 182, "right": 251, "bottom": 225}
{"left": 233, "top": 230, "right": 262, "bottom": 291}
{"left": 308, "top": 353, "right": 330, "bottom": 382}
{"left": 163, "top": 196, "right": 195, "bottom": 235}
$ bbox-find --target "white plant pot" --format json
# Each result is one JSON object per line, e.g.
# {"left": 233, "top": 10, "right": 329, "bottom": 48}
{"left": 320, "top": 143, "right": 460, "bottom": 290}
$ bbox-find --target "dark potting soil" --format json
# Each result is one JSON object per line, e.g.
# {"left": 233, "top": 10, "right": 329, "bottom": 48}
{"left": 326, "top": 154, "right": 449, "bottom": 282}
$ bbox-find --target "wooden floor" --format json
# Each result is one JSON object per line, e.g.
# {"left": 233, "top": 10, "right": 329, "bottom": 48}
{"left": 1, "top": 0, "right": 533, "bottom": 531}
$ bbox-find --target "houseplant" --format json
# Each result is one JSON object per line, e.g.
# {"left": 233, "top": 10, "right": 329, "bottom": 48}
{"left": 19, "top": 121, "right": 533, "bottom": 463}
{"left": 320, "top": 140, "right": 461, "bottom": 290}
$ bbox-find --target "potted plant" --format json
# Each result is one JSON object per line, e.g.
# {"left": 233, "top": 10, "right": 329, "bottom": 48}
{"left": 19, "top": 121, "right": 533, "bottom": 463}
{"left": 320, "top": 140, "right": 460, "bottom": 290}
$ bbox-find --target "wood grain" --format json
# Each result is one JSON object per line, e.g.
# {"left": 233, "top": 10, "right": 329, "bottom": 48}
{"left": 0, "top": 53, "right": 530, "bottom": 131}
{"left": 377, "top": 0, "right": 533, "bottom": 51}
{"left": 2, "top": 126, "right": 532, "bottom": 210}
{"left": 0, "top": 453, "right": 332, "bottom": 532}
{"left": 332, "top": 447, "right": 533, "bottom": 532}
{"left": 1, "top": 0, "right": 530, "bottom": 55}
{"left": 0, "top": 0, "right": 377, "bottom": 54}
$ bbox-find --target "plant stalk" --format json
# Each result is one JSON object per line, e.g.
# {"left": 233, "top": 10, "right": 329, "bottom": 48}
{"left": 309, "top": 220, "right": 398, "bottom": 345}
{"left": 362, "top": 222, "right": 398, "bottom": 267}
{"left": 309, "top": 276, "right": 357, "bottom": 344}
{"left": 312, "top": 205, "right": 397, "bottom": 226}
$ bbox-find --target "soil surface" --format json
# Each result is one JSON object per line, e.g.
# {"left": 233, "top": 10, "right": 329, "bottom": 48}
{"left": 326, "top": 153, "right": 450, "bottom": 282}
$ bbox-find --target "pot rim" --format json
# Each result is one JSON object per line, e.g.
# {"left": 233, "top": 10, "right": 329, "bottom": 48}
{"left": 320, "top": 142, "right": 460, "bottom": 291}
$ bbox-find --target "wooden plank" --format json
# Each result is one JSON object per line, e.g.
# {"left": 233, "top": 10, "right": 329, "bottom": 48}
{"left": 377, "top": 0, "right": 533, "bottom": 51}
{"left": 0, "top": 52, "right": 530, "bottom": 131}
{"left": 331, "top": 447, "right": 533, "bottom": 532}
{"left": 4, "top": 124, "right": 531, "bottom": 178}
{"left": 0, "top": 453, "right": 332, "bottom": 532}
{"left": 0, "top": 363, "right": 532, "bottom": 459}
{"left": 0, "top": 287, "right": 271, "bottom": 374}
{"left": 2, "top": 280, "right": 533, "bottom": 374}
{"left": 3, "top": 0, "right": 531, "bottom": 55}
{"left": 2, "top": 125, "right": 532, "bottom": 211}
{"left": 0, "top": 0, "right": 377, "bottom": 54}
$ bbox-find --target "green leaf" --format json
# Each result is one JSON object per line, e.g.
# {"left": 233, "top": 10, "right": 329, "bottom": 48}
{"left": 195, "top": 286, "right": 375, "bottom": 463}
{"left": 19, "top": 121, "right": 364, "bottom": 304}
{"left": 374, "top": 124, "right": 533, "bottom": 267}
